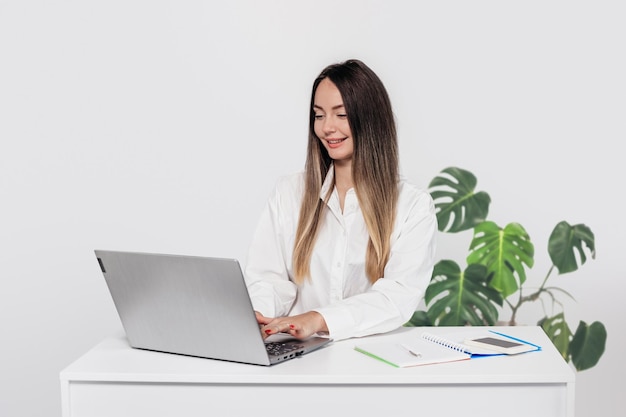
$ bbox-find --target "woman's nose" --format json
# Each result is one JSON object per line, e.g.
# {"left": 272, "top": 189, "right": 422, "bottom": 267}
{"left": 322, "top": 117, "right": 336, "bottom": 133}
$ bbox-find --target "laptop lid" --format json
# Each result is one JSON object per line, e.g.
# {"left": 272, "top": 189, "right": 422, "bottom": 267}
{"left": 95, "top": 250, "right": 331, "bottom": 366}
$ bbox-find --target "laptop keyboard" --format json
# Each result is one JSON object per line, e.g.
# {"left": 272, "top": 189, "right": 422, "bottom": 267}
{"left": 265, "top": 341, "right": 304, "bottom": 356}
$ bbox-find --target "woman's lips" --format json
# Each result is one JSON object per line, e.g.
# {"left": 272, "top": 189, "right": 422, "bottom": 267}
{"left": 326, "top": 138, "right": 346, "bottom": 148}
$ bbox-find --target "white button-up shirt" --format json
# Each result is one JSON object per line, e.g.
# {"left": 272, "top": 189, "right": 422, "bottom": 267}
{"left": 244, "top": 166, "right": 437, "bottom": 341}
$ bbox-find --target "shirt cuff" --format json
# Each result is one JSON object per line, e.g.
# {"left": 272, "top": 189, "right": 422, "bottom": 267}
{"left": 313, "top": 305, "right": 356, "bottom": 341}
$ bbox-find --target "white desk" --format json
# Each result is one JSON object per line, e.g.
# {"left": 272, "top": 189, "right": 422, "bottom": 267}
{"left": 60, "top": 326, "right": 575, "bottom": 417}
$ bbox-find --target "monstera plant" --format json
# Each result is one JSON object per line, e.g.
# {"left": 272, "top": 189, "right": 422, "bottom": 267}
{"left": 408, "top": 167, "right": 607, "bottom": 371}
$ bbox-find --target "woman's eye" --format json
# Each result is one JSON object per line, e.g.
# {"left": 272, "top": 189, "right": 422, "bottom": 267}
{"left": 314, "top": 114, "right": 324, "bottom": 120}
{"left": 337, "top": 114, "right": 347, "bottom": 119}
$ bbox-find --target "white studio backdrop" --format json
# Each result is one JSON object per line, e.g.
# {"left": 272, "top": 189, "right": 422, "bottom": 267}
{"left": 1, "top": 1, "right": 624, "bottom": 416}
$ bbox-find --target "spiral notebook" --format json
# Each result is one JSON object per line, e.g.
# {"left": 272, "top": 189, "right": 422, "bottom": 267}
{"left": 355, "top": 330, "right": 540, "bottom": 368}
{"left": 355, "top": 336, "right": 471, "bottom": 367}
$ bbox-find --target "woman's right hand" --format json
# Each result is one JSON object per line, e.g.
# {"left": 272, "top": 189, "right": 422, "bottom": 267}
{"left": 255, "top": 311, "right": 274, "bottom": 339}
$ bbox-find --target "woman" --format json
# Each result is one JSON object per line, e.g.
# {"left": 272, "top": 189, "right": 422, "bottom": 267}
{"left": 244, "top": 59, "right": 437, "bottom": 342}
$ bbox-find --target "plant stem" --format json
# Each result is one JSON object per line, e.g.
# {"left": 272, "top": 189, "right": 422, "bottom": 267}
{"left": 507, "top": 265, "right": 555, "bottom": 325}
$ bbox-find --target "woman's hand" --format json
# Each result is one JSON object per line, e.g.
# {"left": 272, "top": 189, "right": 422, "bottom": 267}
{"left": 255, "top": 311, "right": 328, "bottom": 340}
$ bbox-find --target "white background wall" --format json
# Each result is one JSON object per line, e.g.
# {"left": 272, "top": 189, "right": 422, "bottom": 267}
{"left": 1, "top": 1, "right": 624, "bottom": 416}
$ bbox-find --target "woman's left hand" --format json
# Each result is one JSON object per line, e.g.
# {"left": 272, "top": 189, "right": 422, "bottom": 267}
{"left": 260, "top": 311, "right": 328, "bottom": 340}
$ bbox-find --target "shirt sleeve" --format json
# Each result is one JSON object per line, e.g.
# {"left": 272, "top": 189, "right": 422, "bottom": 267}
{"left": 314, "top": 188, "right": 438, "bottom": 341}
{"left": 243, "top": 180, "right": 298, "bottom": 318}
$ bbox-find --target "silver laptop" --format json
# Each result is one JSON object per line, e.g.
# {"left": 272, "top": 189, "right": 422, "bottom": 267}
{"left": 95, "top": 250, "right": 332, "bottom": 365}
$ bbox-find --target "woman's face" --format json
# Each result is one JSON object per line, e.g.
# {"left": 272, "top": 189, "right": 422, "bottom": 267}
{"left": 313, "top": 78, "right": 354, "bottom": 164}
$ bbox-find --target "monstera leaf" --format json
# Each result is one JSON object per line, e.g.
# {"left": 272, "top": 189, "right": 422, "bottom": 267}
{"left": 569, "top": 321, "right": 607, "bottom": 371}
{"left": 467, "top": 221, "right": 534, "bottom": 298}
{"left": 428, "top": 167, "right": 491, "bottom": 233}
{"left": 548, "top": 221, "right": 596, "bottom": 275}
{"left": 541, "top": 315, "right": 607, "bottom": 371}
{"left": 423, "top": 260, "right": 502, "bottom": 326}
{"left": 539, "top": 313, "right": 572, "bottom": 360}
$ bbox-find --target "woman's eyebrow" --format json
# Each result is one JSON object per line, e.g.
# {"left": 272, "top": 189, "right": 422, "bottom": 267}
{"left": 313, "top": 104, "right": 345, "bottom": 111}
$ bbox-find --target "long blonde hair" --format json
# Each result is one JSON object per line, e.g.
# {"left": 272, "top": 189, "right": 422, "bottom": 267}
{"left": 292, "top": 59, "right": 399, "bottom": 284}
